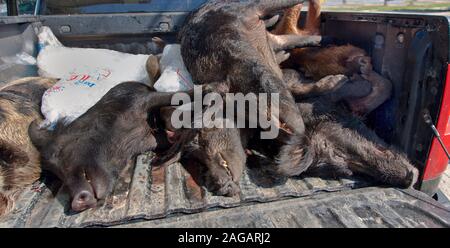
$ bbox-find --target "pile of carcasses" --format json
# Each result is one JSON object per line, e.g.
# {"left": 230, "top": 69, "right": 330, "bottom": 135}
{"left": 0, "top": 0, "right": 418, "bottom": 215}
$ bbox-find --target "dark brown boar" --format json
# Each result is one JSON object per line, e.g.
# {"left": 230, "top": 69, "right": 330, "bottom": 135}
{"left": 179, "top": 0, "right": 331, "bottom": 136}
{"left": 178, "top": 0, "right": 336, "bottom": 183}
{"left": 262, "top": 96, "right": 419, "bottom": 188}
{"left": 28, "top": 82, "right": 196, "bottom": 212}
{"left": 258, "top": 66, "right": 416, "bottom": 187}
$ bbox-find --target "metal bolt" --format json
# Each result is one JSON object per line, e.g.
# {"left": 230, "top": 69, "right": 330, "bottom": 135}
{"left": 60, "top": 25, "right": 71, "bottom": 33}
{"left": 374, "top": 34, "right": 385, "bottom": 49}
{"left": 159, "top": 22, "right": 170, "bottom": 32}
{"left": 397, "top": 33, "right": 405, "bottom": 44}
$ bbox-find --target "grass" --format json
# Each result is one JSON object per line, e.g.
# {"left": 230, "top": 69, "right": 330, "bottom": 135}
{"left": 324, "top": 2, "right": 450, "bottom": 12}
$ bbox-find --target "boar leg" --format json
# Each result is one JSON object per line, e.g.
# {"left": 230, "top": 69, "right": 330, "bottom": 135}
{"left": 346, "top": 56, "right": 393, "bottom": 115}
{"left": 326, "top": 78, "right": 373, "bottom": 103}
{"left": 302, "top": 0, "right": 321, "bottom": 35}
{"left": 269, "top": 33, "right": 322, "bottom": 52}
{"left": 272, "top": 4, "right": 303, "bottom": 35}
{"left": 276, "top": 50, "right": 291, "bottom": 64}
{"left": 277, "top": 88, "right": 306, "bottom": 135}
{"left": 273, "top": 0, "right": 321, "bottom": 36}
{"left": 265, "top": 14, "right": 280, "bottom": 28}
{"left": 283, "top": 69, "right": 349, "bottom": 98}
{"left": 146, "top": 55, "right": 161, "bottom": 86}
{"left": 257, "top": 70, "right": 306, "bottom": 135}
{"left": 145, "top": 82, "right": 229, "bottom": 111}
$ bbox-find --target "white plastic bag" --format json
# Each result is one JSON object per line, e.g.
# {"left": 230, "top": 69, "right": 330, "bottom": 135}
{"left": 37, "top": 26, "right": 63, "bottom": 51}
{"left": 37, "top": 27, "right": 151, "bottom": 128}
{"left": 153, "top": 44, "right": 194, "bottom": 92}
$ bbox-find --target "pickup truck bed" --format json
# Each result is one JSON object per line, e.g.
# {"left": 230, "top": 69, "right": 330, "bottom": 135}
{"left": 1, "top": 153, "right": 449, "bottom": 228}
{"left": 121, "top": 187, "right": 450, "bottom": 228}
{"left": 1, "top": 11, "right": 450, "bottom": 227}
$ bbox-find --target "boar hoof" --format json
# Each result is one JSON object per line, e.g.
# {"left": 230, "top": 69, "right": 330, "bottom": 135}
{"left": 358, "top": 56, "right": 373, "bottom": 77}
{"left": 316, "top": 74, "right": 348, "bottom": 92}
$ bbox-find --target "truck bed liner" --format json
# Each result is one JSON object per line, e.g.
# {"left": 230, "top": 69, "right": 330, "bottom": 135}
{"left": 0, "top": 13, "right": 449, "bottom": 228}
{"left": 0, "top": 153, "right": 370, "bottom": 228}
{"left": 119, "top": 187, "right": 450, "bottom": 228}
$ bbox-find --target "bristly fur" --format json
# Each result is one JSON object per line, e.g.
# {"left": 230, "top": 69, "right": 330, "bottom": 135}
{"left": 288, "top": 44, "right": 367, "bottom": 80}
{"left": 178, "top": 0, "right": 329, "bottom": 186}
{"left": 0, "top": 77, "right": 57, "bottom": 217}
{"left": 28, "top": 82, "right": 194, "bottom": 212}
{"left": 271, "top": 0, "right": 367, "bottom": 80}
{"left": 283, "top": 99, "right": 418, "bottom": 188}
{"left": 274, "top": 130, "right": 314, "bottom": 176}
{"left": 179, "top": 0, "right": 327, "bottom": 137}
{"left": 273, "top": 0, "right": 393, "bottom": 115}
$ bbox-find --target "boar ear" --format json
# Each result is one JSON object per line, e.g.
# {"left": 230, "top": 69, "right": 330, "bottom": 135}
{"left": 28, "top": 120, "right": 54, "bottom": 149}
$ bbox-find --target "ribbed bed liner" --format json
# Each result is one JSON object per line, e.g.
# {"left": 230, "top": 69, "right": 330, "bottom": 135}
{"left": 0, "top": 153, "right": 370, "bottom": 228}
{"left": 118, "top": 187, "right": 450, "bottom": 228}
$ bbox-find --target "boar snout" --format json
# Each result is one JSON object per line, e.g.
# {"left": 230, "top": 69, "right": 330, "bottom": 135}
{"left": 71, "top": 190, "right": 97, "bottom": 213}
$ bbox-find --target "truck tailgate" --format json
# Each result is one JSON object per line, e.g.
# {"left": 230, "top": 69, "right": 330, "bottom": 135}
{"left": 0, "top": 153, "right": 449, "bottom": 228}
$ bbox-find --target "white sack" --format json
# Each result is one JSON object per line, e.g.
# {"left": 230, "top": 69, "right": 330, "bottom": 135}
{"left": 37, "top": 27, "right": 151, "bottom": 128}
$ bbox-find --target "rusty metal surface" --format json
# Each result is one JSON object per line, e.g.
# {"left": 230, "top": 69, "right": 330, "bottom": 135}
{"left": 0, "top": 153, "right": 370, "bottom": 228}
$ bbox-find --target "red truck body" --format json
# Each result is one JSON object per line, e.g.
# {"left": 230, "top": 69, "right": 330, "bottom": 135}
{"left": 423, "top": 64, "right": 450, "bottom": 193}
